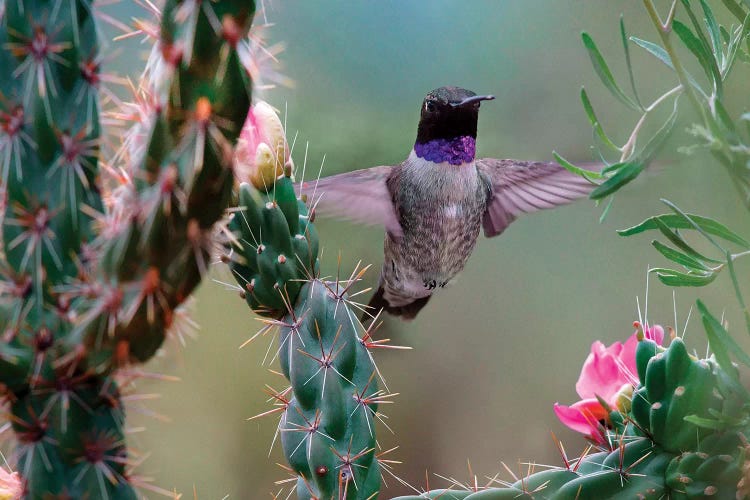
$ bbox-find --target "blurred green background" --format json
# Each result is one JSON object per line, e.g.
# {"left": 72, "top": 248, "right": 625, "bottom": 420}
{"left": 101, "top": 1, "right": 748, "bottom": 497}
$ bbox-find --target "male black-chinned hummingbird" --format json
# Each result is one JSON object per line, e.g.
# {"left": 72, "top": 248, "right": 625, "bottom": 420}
{"left": 300, "top": 86, "right": 595, "bottom": 321}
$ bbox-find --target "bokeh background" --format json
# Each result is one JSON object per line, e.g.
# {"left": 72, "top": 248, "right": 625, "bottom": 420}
{"left": 99, "top": 1, "right": 748, "bottom": 497}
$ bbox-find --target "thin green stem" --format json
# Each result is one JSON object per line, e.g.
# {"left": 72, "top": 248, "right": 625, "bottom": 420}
{"left": 642, "top": 0, "right": 704, "bottom": 116}
{"left": 620, "top": 84, "right": 683, "bottom": 161}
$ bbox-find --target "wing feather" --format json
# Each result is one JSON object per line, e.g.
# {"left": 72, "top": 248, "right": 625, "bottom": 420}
{"left": 296, "top": 165, "right": 403, "bottom": 238}
{"left": 477, "top": 158, "right": 595, "bottom": 237}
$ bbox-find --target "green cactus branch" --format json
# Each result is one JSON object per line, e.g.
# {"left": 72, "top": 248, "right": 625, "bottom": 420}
{"left": 226, "top": 177, "right": 385, "bottom": 499}
{"left": 0, "top": 0, "right": 256, "bottom": 497}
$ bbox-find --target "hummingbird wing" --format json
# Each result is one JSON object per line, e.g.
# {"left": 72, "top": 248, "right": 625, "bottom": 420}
{"left": 476, "top": 158, "right": 595, "bottom": 238}
{"left": 296, "top": 165, "right": 403, "bottom": 238}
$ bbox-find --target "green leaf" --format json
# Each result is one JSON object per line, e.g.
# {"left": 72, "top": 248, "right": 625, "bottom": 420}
{"left": 581, "top": 32, "right": 639, "bottom": 111}
{"left": 631, "top": 36, "right": 672, "bottom": 65}
{"left": 721, "top": 0, "right": 748, "bottom": 23}
{"left": 601, "top": 162, "right": 624, "bottom": 175}
{"left": 683, "top": 414, "right": 734, "bottom": 430}
{"left": 631, "top": 36, "right": 707, "bottom": 97}
{"left": 552, "top": 151, "right": 603, "bottom": 181}
{"left": 724, "top": 13, "right": 750, "bottom": 81}
{"left": 620, "top": 15, "right": 643, "bottom": 109}
{"left": 680, "top": 0, "right": 722, "bottom": 76}
{"left": 712, "top": 96, "right": 738, "bottom": 136}
{"left": 699, "top": 0, "right": 724, "bottom": 69}
{"left": 579, "top": 87, "right": 620, "bottom": 152}
{"left": 599, "top": 196, "right": 614, "bottom": 223}
{"left": 653, "top": 218, "right": 719, "bottom": 263}
{"left": 651, "top": 267, "right": 717, "bottom": 286}
{"left": 681, "top": 0, "right": 716, "bottom": 56}
{"left": 618, "top": 213, "right": 750, "bottom": 248}
{"left": 660, "top": 198, "right": 750, "bottom": 247}
{"left": 661, "top": 199, "right": 736, "bottom": 252}
{"left": 685, "top": 412, "right": 748, "bottom": 431}
{"left": 651, "top": 240, "right": 711, "bottom": 271}
{"left": 720, "top": 25, "right": 731, "bottom": 45}
{"left": 589, "top": 161, "right": 644, "bottom": 200}
{"left": 697, "top": 299, "right": 750, "bottom": 374}
{"left": 673, "top": 20, "right": 722, "bottom": 97}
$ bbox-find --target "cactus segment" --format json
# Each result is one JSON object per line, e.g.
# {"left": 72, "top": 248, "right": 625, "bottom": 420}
{"left": 228, "top": 176, "right": 383, "bottom": 498}
{"left": 0, "top": 0, "right": 256, "bottom": 496}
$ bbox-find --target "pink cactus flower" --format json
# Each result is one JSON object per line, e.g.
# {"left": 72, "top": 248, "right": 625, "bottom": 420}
{"left": 234, "top": 100, "right": 292, "bottom": 190}
{"left": 0, "top": 467, "right": 22, "bottom": 500}
{"left": 554, "top": 323, "right": 665, "bottom": 444}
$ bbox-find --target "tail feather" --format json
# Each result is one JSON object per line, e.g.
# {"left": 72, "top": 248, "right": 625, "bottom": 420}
{"left": 361, "top": 285, "right": 431, "bottom": 322}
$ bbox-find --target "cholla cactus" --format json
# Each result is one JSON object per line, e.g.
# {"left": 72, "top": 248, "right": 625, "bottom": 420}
{"left": 225, "top": 102, "right": 389, "bottom": 499}
{"left": 392, "top": 324, "right": 749, "bottom": 499}
{"left": 0, "top": 0, "right": 256, "bottom": 496}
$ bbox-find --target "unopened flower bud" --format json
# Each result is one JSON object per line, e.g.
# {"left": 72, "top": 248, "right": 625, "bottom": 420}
{"left": 614, "top": 382, "right": 633, "bottom": 414}
{"left": 234, "top": 100, "right": 293, "bottom": 191}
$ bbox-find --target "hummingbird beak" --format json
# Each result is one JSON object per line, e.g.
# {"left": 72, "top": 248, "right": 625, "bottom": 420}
{"left": 451, "top": 95, "right": 496, "bottom": 108}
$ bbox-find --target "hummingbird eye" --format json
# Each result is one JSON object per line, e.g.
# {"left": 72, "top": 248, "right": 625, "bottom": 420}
{"left": 425, "top": 100, "right": 436, "bottom": 112}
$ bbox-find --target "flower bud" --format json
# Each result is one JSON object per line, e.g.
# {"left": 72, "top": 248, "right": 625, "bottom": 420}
{"left": 234, "top": 100, "right": 293, "bottom": 191}
{"left": 0, "top": 467, "right": 22, "bottom": 500}
{"left": 613, "top": 382, "right": 633, "bottom": 414}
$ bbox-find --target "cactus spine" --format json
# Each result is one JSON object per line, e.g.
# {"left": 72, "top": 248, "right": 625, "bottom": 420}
{"left": 227, "top": 169, "right": 384, "bottom": 498}
{"left": 0, "top": 0, "right": 256, "bottom": 497}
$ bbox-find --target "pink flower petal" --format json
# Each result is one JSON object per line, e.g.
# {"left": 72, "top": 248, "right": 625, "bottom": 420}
{"left": 556, "top": 324, "right": 667, "bottom": 444}
{"left": 553, "top": 400, "right": 608, "bottom": 444}
{"left": 575, "top": 341, "right": 629, "bottom": 402}
{"left": 645, "top": 325, "right": 665, "bottom": 344}
{"left": 0, "top": 468, "right": 22, "bottom": 500}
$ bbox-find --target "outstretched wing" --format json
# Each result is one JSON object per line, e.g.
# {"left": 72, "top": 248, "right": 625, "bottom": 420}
{"left": 296, "top": 165, "right": 403, "bottom": 238}
{"left": 476, "top": 158, "right": 595, "bottom": 238}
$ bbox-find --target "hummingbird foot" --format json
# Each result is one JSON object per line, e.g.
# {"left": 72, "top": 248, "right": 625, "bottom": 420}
{"left": 361, "top": 284, "right": 433, "bottom": 322}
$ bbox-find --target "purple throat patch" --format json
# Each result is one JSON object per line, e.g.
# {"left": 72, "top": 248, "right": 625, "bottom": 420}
{"left": 414, "top": 136, "right": 476, "bottom": 165}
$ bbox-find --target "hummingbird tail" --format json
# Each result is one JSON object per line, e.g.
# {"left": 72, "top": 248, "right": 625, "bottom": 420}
{"left": 361, "top": 286, "right": 431, "bottom": 322}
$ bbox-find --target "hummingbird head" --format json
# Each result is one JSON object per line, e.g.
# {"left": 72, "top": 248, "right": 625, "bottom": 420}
{"left": 414, "top": 87, "right": 495, "bottom": 165}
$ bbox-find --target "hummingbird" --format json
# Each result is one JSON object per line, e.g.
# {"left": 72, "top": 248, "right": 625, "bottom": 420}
{"left": 300, "top": 86, "right": 594, "bottom": 320}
